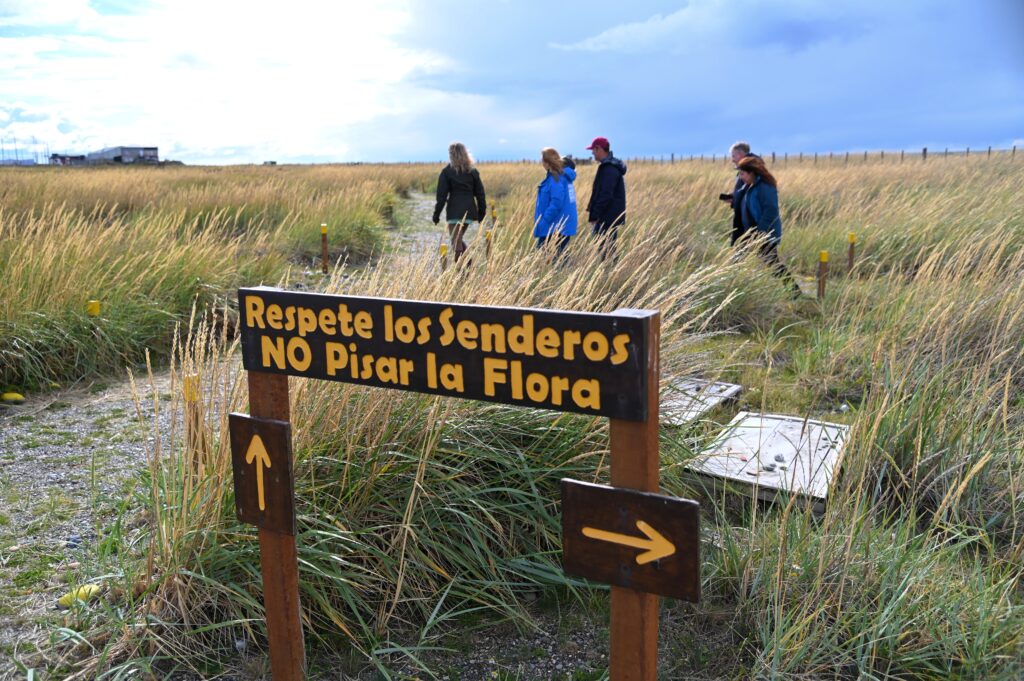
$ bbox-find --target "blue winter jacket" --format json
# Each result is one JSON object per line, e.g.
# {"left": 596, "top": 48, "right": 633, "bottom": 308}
{"left": 740, "top": 177, "right": 782, "bottom": 241}
{"left": 534, "top": 167, "right": 578, "bottom": 237}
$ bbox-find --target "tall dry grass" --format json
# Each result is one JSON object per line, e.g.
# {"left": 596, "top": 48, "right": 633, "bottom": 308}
{"left": 11, "top": 154, "right": 1024, "bottom": 678}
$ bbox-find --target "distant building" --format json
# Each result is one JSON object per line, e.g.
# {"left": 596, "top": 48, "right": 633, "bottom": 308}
{"left": 86, "top": 146, "right": 159, "bottom": 164}
{"left": 50, "top": 153, "right": 88, "bottom": 166}
{"left": 0, "top": 158, "right": 37, "bottom": 166}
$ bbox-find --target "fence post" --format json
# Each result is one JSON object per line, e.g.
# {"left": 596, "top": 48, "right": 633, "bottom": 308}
{"left": 944, "top": 148, "right": 948, "bottom": 159}
{"left": 1013, "top": 146, "right": 1017, "bottom": 159}
{"left": 966, "top": 147, "right": 970, "bottom": 158}
{"left": 785, "top": 152, "right": 788, "bottom": 164}
{"left": 845, "top": 151, "right": 849, "bottom": 164}
{"left": 863, "top": 150, "right": 868, "bottom": 162}
{"left": 847, "top": 233, "right": 856, "bottom": 274}
{"left": 817, "top": 251, "right": 829, "bottom": 301}
{"left": 987, "top": 146, "right": 992, "bottom": 158}
{"left": 900, "top": 150, "right": 904, "bottom": 163}
{"left": 814, "top": 152, "right": 817, "bottom": 164}
{"left": 320, "top": 224, "right": 329, "bottom": 274}
{"left": 771, "top": 151, "right": 776, "bottom": 164}
{"left": 923, "top": 147, "right": 928, "bottom": 162}
{"left": 671, "top": 153, "right": 675, "bottom": 164}
{"left": 799, "top": 152, "right": 803, "bottom": 162}
{"left": 880, "top": 150, "right": 884, "bottom": 161}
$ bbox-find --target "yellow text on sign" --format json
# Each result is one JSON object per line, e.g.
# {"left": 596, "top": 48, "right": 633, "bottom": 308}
{"left": 582, "top": 520, "right": 675, "bottom": 565}
{"left": 246, "top": 435, "right": 272, "bottom": 511}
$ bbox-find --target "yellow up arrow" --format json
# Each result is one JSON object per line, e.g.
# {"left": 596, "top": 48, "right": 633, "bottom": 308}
{"left": 582, "top": 520, "right": 675, "bottom": 565}
{"left": 245, "top": 434, "right": 272, "bottom": 511}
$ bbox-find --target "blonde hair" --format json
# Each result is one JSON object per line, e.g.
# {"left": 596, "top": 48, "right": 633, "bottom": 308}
{"left": 448, "top": 142, "right": 474, "bottom": 174}
{"left": 542, "top": 147, "right": 563, "bottom": 178}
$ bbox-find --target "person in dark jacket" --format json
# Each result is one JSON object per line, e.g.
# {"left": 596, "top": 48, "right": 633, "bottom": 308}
{"left": 719, "top": 141, "right": 756, "bottom": 246}
{"left": 585, "top": 137, "right": 626, "bottom": 260}
{"left": 736, "top": 156, "right": 799, "bottom": 293}
{"left": 433, "top": 142, "right": 486, "bottom": 262}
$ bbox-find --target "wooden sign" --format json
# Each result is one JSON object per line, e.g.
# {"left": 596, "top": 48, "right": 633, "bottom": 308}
{"left": 561, "top": 479, "right": 700, "bottom": 602}
{"left": 237, "top": 287, "right": 651, "bottom": 421}
{"left": 229, "top": 413, "right": 296, "bottom": 535}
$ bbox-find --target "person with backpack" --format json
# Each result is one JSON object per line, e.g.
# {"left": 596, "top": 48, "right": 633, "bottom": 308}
{"left": 433, "top": 142, "right": 486, "bottom": 262}
{"left": 533, "top": 147, "right": 578, "bottom": 259}
{"left": 585, "top": 136, "right": 626, "bottom": 260}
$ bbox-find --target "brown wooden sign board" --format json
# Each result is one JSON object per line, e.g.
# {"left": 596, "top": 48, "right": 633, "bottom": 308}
{"left": 561, "top": 478, "right": 700, "bottom": 602}
{"left": 237, "top": 287, "right": 650, "bottom": 421}
{"left": 229, "top": 413, "right": 296, "bottom": 536}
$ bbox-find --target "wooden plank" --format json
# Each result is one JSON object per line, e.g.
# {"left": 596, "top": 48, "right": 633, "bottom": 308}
{"left": 237, "top": 287, "right": 650, "bottom": 421}
{"left": 561, "top": 480, "right": 700, "bottom": 600}
{"left": 229, "top": 413, "right": 295, "bottom": 535}
{"left": 609, "top": 310, "right": 660, "bottom": 681}
{"left": 247, "top": 371, "right": 305, "bottom": 681}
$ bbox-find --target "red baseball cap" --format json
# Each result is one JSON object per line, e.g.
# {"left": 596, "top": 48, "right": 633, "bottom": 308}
{"left": 586, "top": 136, "right": 610, "bottom": 151}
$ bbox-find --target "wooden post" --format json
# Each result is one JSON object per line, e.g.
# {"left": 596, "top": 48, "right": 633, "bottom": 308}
{"left": 670, "top": 153, "right": 674, "bottom": 164}
{"left": 988, "top": 145, "right": 992, "bottom": 158}
{"left": 771, "top": 151, "right": 776, "bottom": 164}
{"left": 320, "top": 224, "right": 328, "bottom": 275}
{"left": 966, "top": 147, "right": 970, "bottom": 158}
{"left": 608, "top": 311, "right": 660, "bottom": 681}
{"left": 900, "top": 149, "right": 904, "bottom": 163}
{"left": 845, "top": 151, "right": 849, "bottom": 164}
{"left": 817, "top": 251, "right": 829, "bottom": 301}
{"left": 847, "top": 233, "right": 856, "bottom": 274}
{"left": 814, "top": 152, "right": 818, "bottom": 164}
{"left": 440, "top": 243, "right": 448, "bottom": 272}
{"left": 248, "top": 371, "right": 305, "bottom": 681}
{"left": 863, "top": 150, "right": 867, "bottom": 162}
{"left": 880, "top": 150, "right": 884, "bottom": 161}
{"left": 923, "top": 147, "right": 928, "bottom": 162}
{"left": 1013, "top": 146, "right": 1016, "bottom": 158}
{"left": 785, "top": 152, "right": 788, "bottom": 164}
{"left": 184, "top": 374, "right": 203, "bottom": 469}
{"left": 799, "top": 152, "right": 803, "bottom": 162}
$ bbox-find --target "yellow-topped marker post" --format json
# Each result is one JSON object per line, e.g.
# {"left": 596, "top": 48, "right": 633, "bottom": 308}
{"left": 320, "top": 224, "right": 329, "bottom": 275}
{"left": 818, "top": 250, "right": 829, "bottom": 301}
{"left": 87, "top": 300, "right": 101, "bottom": 317}
{"left": 847, "top": 232, "right": 856, "bottom": 274}
{"left": 440, "top": 242, "right": 449, "bottom": 272}
{"left": 486, "top": 207, "right": 497, "bottom": 258}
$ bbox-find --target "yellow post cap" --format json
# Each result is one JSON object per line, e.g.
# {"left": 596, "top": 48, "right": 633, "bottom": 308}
{"left": 58, "top": 584, "right": 101, "bottom": 609}
{"left": 2, "top": 392, "right": 25, "bottom": 404}
{"left": 183, "top": 374, "right": 200, "bottom": 403}
{"left": 848, "top": 232, "right": 856, "bottom": 243}
{"left": 819, "top": 250, "right": 829, "bottom": 263}
{"left": 486, "top": 230, "right": 493, "bottom": 241}
{"left": 86, "top": 300, "right": 101, "bottom": 317}
{"left": 320, "top": 223, "right": 328, "bottom": 234}
{"left": 440, "top": 243, "right": 448, "bottom": 256}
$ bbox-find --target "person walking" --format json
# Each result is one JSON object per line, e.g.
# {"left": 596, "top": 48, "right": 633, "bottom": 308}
{"left": 534, "top": 147, "right": 578, "bottom": 259}
{"left": 433, "top": 142, "right": 486, "bottom": 263}
{"left": 736, "top": 155, "right": 800, "bottom": 294}
{"left": 719, "top": 141, "right": 756, "bottom": 246}
{"left": 585, "top": 137, "right": 626, "bottom": 260}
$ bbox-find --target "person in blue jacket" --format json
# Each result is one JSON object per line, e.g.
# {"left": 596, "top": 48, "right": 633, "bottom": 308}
{"left": 736, "top": 155, "right": 799, "bottom": 293}
{"left": 534, "top": 147, "right": 578, "bottom": 258}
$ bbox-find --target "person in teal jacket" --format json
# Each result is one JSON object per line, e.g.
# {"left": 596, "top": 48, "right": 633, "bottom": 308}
{"left": 533, "top": 147, "right": 578, "bottom": 257}
{"left": 736, "top": 156, "right": 799, "bottom": 293}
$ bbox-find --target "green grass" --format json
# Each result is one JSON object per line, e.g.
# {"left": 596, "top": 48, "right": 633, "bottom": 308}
{"left": 9, "top": 157, "right": 1024, "bottom": 679}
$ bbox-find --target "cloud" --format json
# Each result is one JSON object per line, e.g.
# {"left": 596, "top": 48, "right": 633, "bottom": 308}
{"left": 551, "top": 0, "right": 869, "bottom": 54}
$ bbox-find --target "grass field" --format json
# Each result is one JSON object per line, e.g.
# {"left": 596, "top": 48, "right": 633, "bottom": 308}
{"left": 2, "top": 154, "right": 1023, "bottom": 679}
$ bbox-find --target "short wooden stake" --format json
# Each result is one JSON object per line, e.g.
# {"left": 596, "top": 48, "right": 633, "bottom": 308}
{"left": 817, "top": 251, "right": 829, "bottom": 301}
{"left": 320, "top": 224, "right": 328, "bottom": 275}
{"left": 86, "top": 300, "right": 101, "bottom": 317}
{"left": 248, "top": 371, "right": 305, "bottom": 681}
{"left": 183, "top": 374, "right": 205, "bottom": 471}
{"left": 847, "top": 233, "right": 856, "bottom": 274}
{"left": 609, "top": 311, "right": 661, "bottom": 681}
{"left": 440, "top": 243, "right": 448, "bottom": 272}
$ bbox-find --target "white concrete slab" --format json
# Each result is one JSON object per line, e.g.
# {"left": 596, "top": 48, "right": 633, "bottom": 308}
{"left": 661, "top": 379, "right": 743, "bottom": 426}
{"left": 688, "top": 411, "right": 849, "bottom": 506}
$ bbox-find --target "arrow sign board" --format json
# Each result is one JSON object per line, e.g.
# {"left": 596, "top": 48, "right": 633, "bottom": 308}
{"left": 561, "top": 479, "right": 700, "bottom": 601}
{"left": 229, "top": 413, "right": 296, "bottom": 535}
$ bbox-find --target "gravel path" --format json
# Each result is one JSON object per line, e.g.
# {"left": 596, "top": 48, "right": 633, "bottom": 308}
{"left": 0, "top": 371, "right": 173, "bottom": 676}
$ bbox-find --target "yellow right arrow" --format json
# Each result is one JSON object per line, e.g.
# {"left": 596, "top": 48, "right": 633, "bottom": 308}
{"left": 245, "top": 434, "right": 272, "bottom": 511}
{"left": 582, "top": 520, "right": 675, "bottom": 565}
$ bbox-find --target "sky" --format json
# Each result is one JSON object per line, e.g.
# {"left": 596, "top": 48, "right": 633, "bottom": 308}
{"left": 1, "top": 0, "right": 1022, "bottom": 164}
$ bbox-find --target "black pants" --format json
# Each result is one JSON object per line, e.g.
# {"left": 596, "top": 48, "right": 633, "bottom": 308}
{"left": 756, "top": 238, "right": 798, "bottom": 290}
{"left": 592, "top": 221, "right": 620, "bottom": 261}
{"left": 536, "top": 233, "right": 570, "bottom": 257}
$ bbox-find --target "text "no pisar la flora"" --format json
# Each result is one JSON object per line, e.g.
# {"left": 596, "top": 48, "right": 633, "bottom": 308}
{"left": 242, "top": 296, "right": 637, "bottom": 412}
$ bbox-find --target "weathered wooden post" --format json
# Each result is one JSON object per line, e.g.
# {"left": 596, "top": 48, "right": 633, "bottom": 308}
{"left": 817, "top": 251, "right": 829, "bottom": 301}
{"left": 845, "top": 151, "right": 849, "bottom": 164}
{"left": 900, "top": 149, "right": 904, "bottom": 163}
{"left": 988, "top": 146, "right": 992, "bottom": 159}
{"left": 923, "top": 147, "right": 928, "bottom": 162}
{"left": 771, "top": 151, "right": 776, "bottom": 164}
{"left": 966, "top": 147, "right": 970, "bottom": 158}
{"left": 847, "top": 233, "right": 856, "bottom": 274}
{"left": 320, "top": 224, "right": 329, "bottom": 275}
